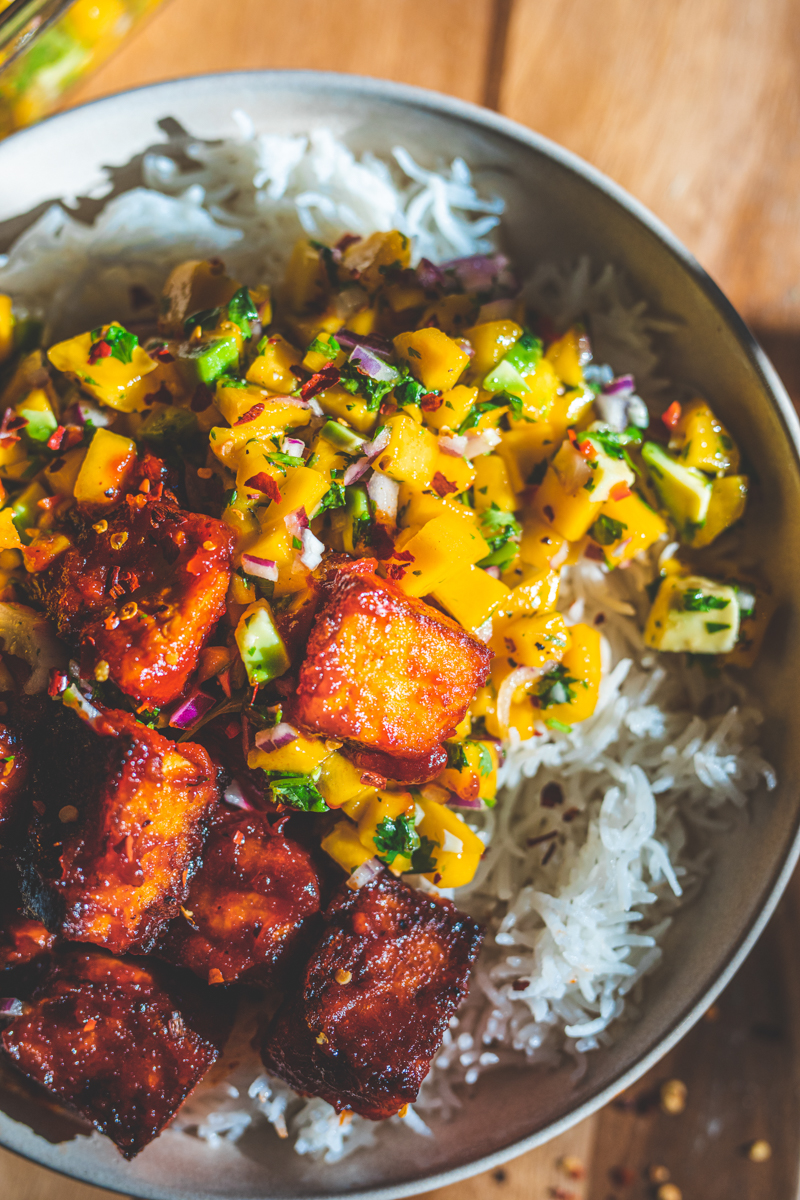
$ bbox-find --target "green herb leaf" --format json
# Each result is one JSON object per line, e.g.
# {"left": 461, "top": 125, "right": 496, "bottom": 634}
{"left": 92, "top": 323, "right": 138, "bottom": 365}
{"left": 705, "top": 621, "right": 730, "bottom": 633}
{"left": 479, "top": 502, "right": 522, "bottom": 551}
{"left": 136, "top": 708, "right": 161, "bottom": 729}
{"left": 536, "top": 663, "right": 581, "bottom": 709}
{"left": 317, "top": 481, "right": 346, "bottom": 512}
{"left": 589, "top": 513, "right": 628, "bottom": 545}
{"left": 339, "top": 361, "right": 396, "bottom": 411}
{"left": 545, "top": 718, "right": 573, "bottom": 733}
{"left": 226, "top": 287, "right": 259, "bottom": 335}
{"left": 681, "top": 589, "right": 729, "bottom": 613}
{"left": 476, "top": 742, "right": 493, "bottom": 777}
{"left": 410, "top": 834, "right": 439, "bottom": 874}
{"left": 456, "top": 392, "right": 522, "bottom": 435}
{"left": 268, "top": 773, "right": 328, "bottom": 812}
{"left": 373, "top": 814, "right": 419, "bottom": 865}
{"left": 445, "top": 742, "right": 470, "bottom": 771}
{"left": 308, "top": 335, "right": 341, "bottom": 362}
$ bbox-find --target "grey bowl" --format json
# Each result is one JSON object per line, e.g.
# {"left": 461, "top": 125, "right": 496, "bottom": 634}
{"left": 0, "top": 69, "right": 799, "bottom": 1200}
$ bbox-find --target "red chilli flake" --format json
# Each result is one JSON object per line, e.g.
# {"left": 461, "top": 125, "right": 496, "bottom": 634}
{"left": 562, "top": 807, "right": 581, "bottom": 823}
{"left": 662, "top": 400, "right": 682, "bottom": 430}
{"left": 88, "top": 340, "right": 112, "bottom": 365}
{"left": 245, "top": 473, "right": 282, "bottom": 504}
{"left": 235, "top": 403, "right": 265, "bottom": 425}
{"left": 48, "top": 669, "right": 67, "bottom": 698}
{"left": 360, "top": 771, "right": 387, "bottom": 789}
{"left": 47, "top": 425, "right": 65, "bottom": 451}
{"left": 578, "top": 437, "right": 596, "bottom": 460}
{"left": 420, "top": 392, "right": 443, "bottom": 413}
{"left": 431, "top": 471, "right": 458, "bottom": 497}
{"left": 385, "top": 564, "right": 406, "bottom": 581}
{"left": 584, "top": 543, "right": 605, "bottom": 561}
{"left": 301, "top": 363, "right": 340, "bottom": 400}
{"left": 335, "top": 233, "right": 362, "bottom": 254}
{"left": 610, "top": 481, "right": 632, "bottom": 502}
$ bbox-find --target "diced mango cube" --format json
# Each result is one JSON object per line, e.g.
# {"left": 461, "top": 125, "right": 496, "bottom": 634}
{"left": 416, "top": 798, "right": 485, "bottom": 888}
{"left": 431, "top": 564, "right": 510, "bottom": 634}
{"left": 537, "top": 623, "right": 602, "bottom": 726}
{"left": 686, "top": 475, "right": 748, "bottom": 549}
{"left": 465, "top": 320, "right": 523, "bottom": 378}
{"left": 73, "top": 429, "right": 137, "bottom": 509}
{"left": 246, "top": 334, "right": 302, "bottom": 392}
{"left": 48, "top": 324, "right": 158, "bottom": 412}
{"left": 389, "top": 513, "right": 491, "bottom": 598}
{"left": 589, "top": 491, "right": 668, "bottom": 566}
{"left": 423, "top": 385, "right": 477, "bottom": 434}
{"left": 393, "top": 327, "right": 469, "bottom": 393}
{"left": 669, "top": 398, "right": 739, "bottom": 476}
{"left": 545, "top": 327, "right": 587, "bottom": 388}
{"left": 374, "top": 413, "right": 439, "bottom": 487}
{"left": 321, "top": 819, "right": 374, "bottom": 875}
{"left": 0, "top": 295, "right": 13, "bottom": 364}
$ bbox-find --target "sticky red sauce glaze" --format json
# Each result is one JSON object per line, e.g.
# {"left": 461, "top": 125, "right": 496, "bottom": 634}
{"left": 2, "top": 949, "right": 234, "bottom": 1158}
{"left": 291, "top": 571, "right": 492, "bottom": 759}
{"left": 0, "top": 874, "right": 54, "bottom": 972}
{"left": 31, "top": 493, "right": 234, "bottom": 709}
{"left": 343, "top": 745, "right": 448, "bottom": 786}
{"left": 24, "top": 703, "right": 220, "bottom": 954}
{"left": 154, "top": 810, "right": 322, "bottom": 985}
{"left": 261, "top": 871, "right": 482, "bottom": 1120}
{"left": 0, "top": 722, "right": 28, "bottom": 839}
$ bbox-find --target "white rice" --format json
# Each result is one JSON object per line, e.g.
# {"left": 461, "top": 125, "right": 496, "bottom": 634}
{"left": 0, "top": 123, "right": 775, "bottom": 1162}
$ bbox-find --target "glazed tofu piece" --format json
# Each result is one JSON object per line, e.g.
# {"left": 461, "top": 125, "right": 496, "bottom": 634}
{"left": 260, "top": 871, "right": 482, "bottom": 1119}
{"left": 2, "top": 949, "right": 233, "bottom": 1158}
{"left": 0, "top": 872, "right": 54, "bottom": 973}
{"left": 292, "top": 571, "right": 492, "bottom": 759}
{"left": 155, "top": 810, "right": 322, "bottom": 985}
{"left": 31, "top": 494, "right": 234, "bottom": 708}
{"left": 23, "top": 702, "right": 219, "bottom": 953}
{"left": 0, "top": 721, "right": 28, "bottom": 839}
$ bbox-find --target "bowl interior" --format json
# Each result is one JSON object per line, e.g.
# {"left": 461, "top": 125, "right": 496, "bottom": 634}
{"left": 0, "top": 71, "right": 799, "bottom": 1200}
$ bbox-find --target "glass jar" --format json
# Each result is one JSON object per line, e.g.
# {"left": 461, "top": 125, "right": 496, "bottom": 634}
{"left": 0, "top": 0, "right": 169, "bottom": 138}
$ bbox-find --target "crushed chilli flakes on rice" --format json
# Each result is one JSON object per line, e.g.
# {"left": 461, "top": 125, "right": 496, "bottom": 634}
{"left": 1, "top": 123, "right": 775, "bottom": 1161}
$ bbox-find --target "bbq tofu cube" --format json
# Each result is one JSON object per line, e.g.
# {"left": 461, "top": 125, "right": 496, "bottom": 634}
{"left": 292, "top": 571, "right": 492, "bottom": 759}
{"left": 0, "top": 872, "right": 54, "bottom": 974}
{"left": 30, "top": 494, "right": 234, "bottom": 709}
{"left": 155, "top": 811, "right": 322, "bottom": 985}
{"left": 260, "top": 872, "right": 482, "bottom": 1119}
{"left": 24, "top": 703, "right": 219, "bottom": 954}
{"left": 2, "top": 949, "right": 233, "bottom": 1158}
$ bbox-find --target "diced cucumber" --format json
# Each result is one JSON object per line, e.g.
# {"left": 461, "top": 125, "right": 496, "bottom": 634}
{"left": 18, "top": 401, "right": 57, "bottom": 443}
{"left": 343, "top": 483, "right": 371, "bottom": 555}
{"left": 641, "top": 441, "right": 712, "bottom": 537}
{"left": 504, "top": 332, "right": 543, "bottom": 374}
{"left": 482, "top": 357, "right": 531, "bottom": 397}
{"left": 235, "top": 601, "right": 290, "bottom": 686}
{"left": 139, "top": 404, "right": 198, "bottom": 443}
{"left": 320, "top": 419, "right": 367, "bottom": 456}
{"left": 177, "top": 335, "right": 240, "bottom": 386}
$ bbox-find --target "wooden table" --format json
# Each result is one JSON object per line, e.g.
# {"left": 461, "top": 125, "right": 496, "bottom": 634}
{"left": 5, "top": 0, "right": 800, "bottom": 1195}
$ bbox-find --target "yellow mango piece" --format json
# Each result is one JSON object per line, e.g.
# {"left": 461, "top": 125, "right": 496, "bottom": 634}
{"left": 307, "top": 433, "right": 348, "bottom": 484}
{"left": 669, "top": 398, "right": 740, "bottom": 476}
{"left": 235, "top": 441, "right": 283, "bottom": 502}
{"left": 48, "top": 324, "right": 158, "bottom": 412}
{"left": 0, "top": 508, "right": 21, "bottom": 550}
{"left": 533, "top": 455, "right": 602, "bottom": 542}
{"left": 417, "top": 798, "right": 485, "bottom": 889}
{"left": 397, "top": 486, "right": 481, "bottom": 531}
{"left": 358, "top": 790, "right": 417, "bottom": 874}
{"left": 432, "top": 450, "right": 475, "bottom": 495}
{"left": 591, "top": 491, "right": 668, "bottom": 566}
{"left": 44, "top": 446, "right": 87, "bottom": 497}
{"left": 491, "top": 612, "right": 571, "bottom": 684}
{"left": 548, "top": 385, "right": 595, "bottom": 444}
{"left": 473, "top": 455, "right": 517, "bottom": 513}
{"left": 345, "top": 306, "right": 377, "bottom": 336}
{"left": 389, "top": 513, "right": 490, "bottom": 598}
{"left": 287, "top": 306, "right": 345, "bottom": 348}
{"left": 0, "top": 295, "right": 12, "bottom": 364}
{"left": 494, "top": 568, "right": 561, "bottom": 622}
{"left": 517, "top": 356, "right": 560, "bottom": 420}
{"left": 208, "top": 399, "right": 310, "bottom": 468}
{"left": 644, "top": 574, "right": 740, "bottom": 655}
{"left": 519, "top": 515, "right": 570, "bottom": 571}
{"left": 246, "top": 334, "right": 302, "bottom": 392}
{"left": 423, "top": 385, "right": 477, "bottom": 435}
{"left": 317, "top": 387, "right": 378, "bottom": 435}
{"left": 539, "top": 623, "right": 602, "bottom": 727}
{"left": 464, "top": 320, "right": 523, "bottom": 377}
{"left": 125, "top": 358, "right": 189, "bottom": 410}
{"left": 215, "top": 382, "right": 273, "bottom": 426}
{"left": 321, "top": 819, "right": 374, "bottom": 875}
{"left": 277, "top": 464, "right": 330, "bottom": 519}
{"left": 419, "top": 294, "right": 478, "bottom": 335}
{"left": 341, "top": 230, "right": 411, "bottom": 293}
{"left": 22, "top": 530, "right": 71, "bottom": 574}
{"left": 495, "top": 423, "right": 557, "bottom": 492}
{"left": 437, "top": 740, "right": 498, "bottom": 807}
{"left": 317, "top": 753, "right": 374, "bottom": 810}
{"left": 248, "top": 732, "right": 331, "bottom": 776}
{"left": 374, "top": 413, "right": 439, "bottom": 487}
{"left": 73, "top": 429, "right": 137, "bottom": 508}
{"left": 283, "top": 240, "right": 329, "bottom": 313}
{"left": 686, "top": 475, "right": 748, "bottom": 549}
{"left": 302, "top": 331, "right": 346, "bottom": 373}
{"left": 545, "top": 327, "right": 588, "bottom": 387}
{"left": 431, "top": 564, "right": 510, "bottom": 634}
{"left": 393, "top": 327, "right": 469, "bottom": 393}
{"left": 385, "top": 283, "right": 427, "bottom": 312}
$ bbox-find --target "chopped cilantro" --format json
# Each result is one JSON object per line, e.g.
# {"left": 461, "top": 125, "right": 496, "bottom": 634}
{"left": 292, "top": 536, "right": 302, "bottom": 550}
{"left": 394, "top": 370, "right": 431, "bottom": 408}
{"left": 90, "top": 323, "right": 138, "bottom": 365}
{"left": 268, "top": 773, "right": 328, "bottom": 812}
{"left": 682, "top": 589, "right": 729, "bottom": 613}
{"left": 445, "top": 742, "right": 470, "bottom": 771}
{"left": 373, "top": 814, "right": 419, "bottom": 865}
{"left": 479, "top": 502, "right": 522, "bottom": 551}
{"left": 267, "top": 452, "right": 303, "bottom": 474}
{"left": 317, "top": 481, "right": 346, "bottom": 512}
{"left": 226, "top": 287, "right": 259, "bottom": 336}
{"left": 182, "top": 307, "right": 221, "bottom": 336}
{"left": 589, "top": 514, "right": 628, "bottom": 545}
{"left": 536, "top": 664, "right": 582, "bottom": 709}
{"left": 457, "top": 392, "right": 523, "bottom": 435}
{"left": 546, "top": 718, "right": 573, "bottom": 733}
{"left": 705, "top": 621, "right": 730, "bottom": 633}
{"left": 410, "top": 834, "right": 439, "bottom": 874}
{"left": 339, "top": 361, "right": 396, "bottom": 411}
{"left": 308, "top": 335, "right": 340, "bottom": 361}
{"left": 476, "top": 742, "right": 493, "bottom": 777}
{"left": 136, "top": 708, "right": 161, "bottom": 729}
{"left": 406, "top": 346, "right": 421, "bottom": 359}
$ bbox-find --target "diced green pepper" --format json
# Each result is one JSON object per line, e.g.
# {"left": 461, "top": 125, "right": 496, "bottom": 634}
{"left": 343, "top": 483, "right": 371, "bottom": 555}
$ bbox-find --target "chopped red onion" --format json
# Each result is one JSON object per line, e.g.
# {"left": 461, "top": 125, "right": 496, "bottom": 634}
{"left": 347, "top": 857, "right": 383, "bottom": 891}
{"left": 593, "top": 393, "right": 628, "bottom": 432}
{"left": 557, "top": 443, "right": 592, "bottom": 493}
{"left": 446, "top": 794, "right": 486, "bottom": 811}
{"left": 439, "top": 253, "right": 512, "bottom": 292}
{"left": 343, "top": 458, "right": 371, "bottom": 486}
{"left": 241, "top": 554, "right": 279, "bottom": 582}
{"left": 300, "top": 527, "right": 326, "bottom": 570}
{"left": 169, "top": 690, "right": 216, "bottom": 730}
{"left": 0, "top": 998, "right": 24, "bottom": 1017}
{"left": 334, "top": 328, "right": 393, "bottom": 357}
{"left": 603, "top": 374, "right": 635, "bottom": 396}
{"left": 284, "top": 507, "right": 309, "bottom": 540}
{"left": 363, "top": 426, "right": 391, "bottom": 459}
{"left": 222, "top": 780, "right": 256, "bottom": 811}
{"left": 281, "top": 437, "right": 306, "bottom": 458}
{"left": 254, "top": 722, "right": 299, "bottom": 753}
{"left": 415, "top": 258, "right": 446, "bottom": 289}
{"left": 497, "top": 662, "right": 556, "bottom": 733}
{"left": 367, "top": 473, "right": 399, "bottom": 523}
{"left": 438, "top": 434, "right": 469, "bottom": 458}
{"left": 484, "top": 565, "right": 501, "bottom": 579}
{"left": 455, "top": 337, "right": 475, "bottom": 360}
{"left": 349, "top": 344, "right": 399, "bottom": 384}
{"left": 477, "top": 297, "right": 517, "bottom": 322}
{"left": 334, "top": 286, "right": 370, "bottom": 320}
{"left": 463, "top": 429, "right": 502, "bottom": 459}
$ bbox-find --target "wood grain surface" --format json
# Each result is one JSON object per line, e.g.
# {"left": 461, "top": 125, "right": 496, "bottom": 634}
{"left": 1, "top": 1, "right": 797, "bottom": 1197}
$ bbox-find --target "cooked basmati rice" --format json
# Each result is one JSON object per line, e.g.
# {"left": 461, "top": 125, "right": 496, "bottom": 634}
{"left": 0, "top": 120, "right": 774, "bottom": 1162}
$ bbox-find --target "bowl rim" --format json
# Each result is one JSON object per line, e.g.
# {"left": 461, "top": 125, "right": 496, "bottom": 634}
{"left": 2, "top": 65, "right": 800, "bottom": 1200}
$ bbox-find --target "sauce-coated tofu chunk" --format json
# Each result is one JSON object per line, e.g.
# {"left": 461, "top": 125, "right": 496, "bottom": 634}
{"left": 0, "top": 873, "right": 54, "bottom": 973}
{"left": 292, "top": 571, "right": 492, "bottom": 759}
{"left": 2, "top": 949, "right": 233, "bottom": 1158}
{"left": 24, "top": 703, "right": 219, "bottom": 954}
{"left": 260, "top": 872, "right": 482, "bottom": 1119}
{"left": 32, "top": 495, "right": 234, "bottom": 708}
{"left": 155, "top": 811, "right": 322, "bottom": 985}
